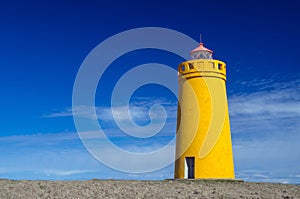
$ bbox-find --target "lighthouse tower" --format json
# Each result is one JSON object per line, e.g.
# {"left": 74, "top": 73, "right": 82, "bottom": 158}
{"left": 174, "top": 41, "right": 235, "bottom": 179}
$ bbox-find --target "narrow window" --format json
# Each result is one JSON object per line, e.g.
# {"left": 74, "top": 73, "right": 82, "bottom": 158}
{"left": 188, "top": 63, "right": 194, "bottom": 69}
{"left": 181, "top": 65, "right": 185, "bottom": 71}
{"left": 218, "top": 63, "right": 222, "bottom": 70}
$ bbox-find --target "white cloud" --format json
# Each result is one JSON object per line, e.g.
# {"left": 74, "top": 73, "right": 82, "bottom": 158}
{"left": 230, "top": 77, "right": 300, "bottom": 183}
{"left": 0, "top": 168, "right": 11, "bottom": 174}
{"left": 42, "top": 97, "right": 177, "bottom": 138}
{"left": 7, "top": 77, "right": 298, "bottom": 182}
{"left": 43, "top": 169, "right": 95, "bottom": 176}
{"left": 0, "top": 132, "right": 80, "bottom": 145}
{"left": 43, "top": 97, "right": 177, "bottom": 122}
{"left": 228, "top": 77, "right": 300, "bottom": 136}
{"left": 240, "top": 75, "right": 300, "bottom": 90}
{"left": 0, "top": 131, "right": 175, "bottom": 180}
{"left": 43, "top": 106, "right": 100, "bottom": 120}
{"left": 229, "top": 88, "right": 300, "bottom": 117}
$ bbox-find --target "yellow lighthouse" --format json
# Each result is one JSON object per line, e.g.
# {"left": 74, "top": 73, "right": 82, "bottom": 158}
{"left": 174, "top": 40, "right": 235, "bottom": 179}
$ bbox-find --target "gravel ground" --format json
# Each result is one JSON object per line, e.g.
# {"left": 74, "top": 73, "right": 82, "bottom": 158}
{"left": 0, "top": 179, "right": 299, "bottom": 199}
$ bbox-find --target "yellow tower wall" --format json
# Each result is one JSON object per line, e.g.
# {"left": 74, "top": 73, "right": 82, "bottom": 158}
{"left": 174, "top": 59, "right": 235, "bottom": 179}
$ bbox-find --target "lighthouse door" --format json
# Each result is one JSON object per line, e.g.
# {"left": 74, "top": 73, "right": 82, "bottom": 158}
{"left": 185, "top": 157, "right": 195, "bottom": 179}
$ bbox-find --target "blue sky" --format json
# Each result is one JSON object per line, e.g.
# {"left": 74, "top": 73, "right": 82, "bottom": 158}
{"left": 0, "top": 0, "right": 299, "bottom": 183}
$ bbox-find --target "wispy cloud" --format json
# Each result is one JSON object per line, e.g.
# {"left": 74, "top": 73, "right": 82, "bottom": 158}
{"left": 0, "top": 131, "right": 82, "bottom": 147}
{"left": 229, "top": 77, "right": 300, "bottom": 136}
{"left": 43, "top": 97, "right": 177, "bottom": 122}
{"left": 0, "top": 168, "right": 10, "bottom": 174}
{"left": 3, "top": 77, "right": 299, "bottom": 182}
{"left": 230, "top": 77, "right": 300, "bottom": 183}
{"left": 43, "top": 97, "right": 177, "bottom": 138}
{"left": 43, "top": 169, "right": 96, "bottom": 176}
{"left": 235, "top": 169, "right": 300, "bottom": 184}
{"left": 229, "top": 87, "right": 300, "bottom": 117}
{"left": 237, "top": 75, "right": 300, "bottom": 91}
{"left": 0, "top": 131, "right": 174, "bottom": 180}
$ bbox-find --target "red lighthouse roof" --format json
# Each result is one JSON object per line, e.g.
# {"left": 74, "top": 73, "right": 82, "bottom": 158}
{"left": 190, "top": 41, "right": 213, "bottom": 60}
{"left": 190, "top": 42, "right": 213, "bottom": 54}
